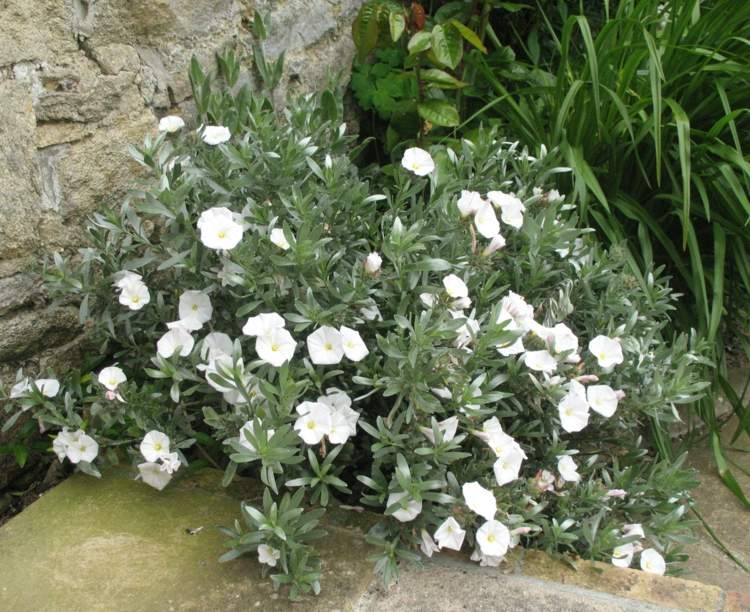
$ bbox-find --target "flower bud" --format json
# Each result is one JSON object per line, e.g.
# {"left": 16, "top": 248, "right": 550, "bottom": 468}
{"left": 364, "top": 252, "right": 382, "bottom": 274}
{"left": 482, "top": 233, "right": 506, "bottom": 256}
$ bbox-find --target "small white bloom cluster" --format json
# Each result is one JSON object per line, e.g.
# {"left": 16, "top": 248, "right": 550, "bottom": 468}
{"left": 293, "top": 390, "right": 360, "bottom": 445}
{"left": 611, "top": 523, "right": 666, "bottom": 575}
{"left": 53, "top": 428, "right": 99, "bottom": 464}
{"left": 137, "top": 430, "right": 181, "bottom": 491}
{"left": 114, "top": 271, "right": 150, "bottom": 311}
{"left": 10, "top": 377, "right": 60, "bottom": 399}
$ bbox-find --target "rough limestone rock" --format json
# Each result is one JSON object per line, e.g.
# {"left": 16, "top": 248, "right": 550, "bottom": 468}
{"left": 0, "top": 0, "right": 365, "bottom": 488}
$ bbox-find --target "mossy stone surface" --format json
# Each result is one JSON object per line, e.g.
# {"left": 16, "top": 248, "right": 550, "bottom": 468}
{"left": 0, "top": 467, "right": 375, "bottom": 611}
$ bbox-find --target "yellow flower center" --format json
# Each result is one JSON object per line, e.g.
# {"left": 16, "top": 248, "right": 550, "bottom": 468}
{"left": 218, "top": 231, "right": 226, "bottom": 239}
{"left": 271, "top": 344, "right": 280, "bottom": 352}
{"left": 192, "top": 304, "right": 198, "bottom": 311}
{"left": 108, "top": 379, "right": 117, "bottom": 387}
{"left": 131, "top": 296, "right": 140, "bottom": 303}
{"left": 487, "top": 534, "right": 496, "bottom": 543}
{"left": 598, "top": 352, "right": 606, "bottom": 361}
{"left": 324, "top": 342, "right": 333, "bottom": 350}
{"left": 154, "top": 443, "right": 162, "bottom": 451}
{"left": 306, "top": 420, "right": 316, "bottom": 429}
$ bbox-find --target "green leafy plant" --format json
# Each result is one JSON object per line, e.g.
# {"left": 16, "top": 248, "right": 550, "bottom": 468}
{"left": 454, "top": 0, "right": 750, "bottom": 503}
{"left": 2, "top": 46, "right": 711, "bottom": 597}
{"left": 351, "top": 0, "right": 491, "bottom": 148}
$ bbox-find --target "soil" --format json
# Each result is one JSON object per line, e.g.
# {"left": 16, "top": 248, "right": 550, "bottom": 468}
{"left": 0, "top": 457, "right": 68, "bottom": 527}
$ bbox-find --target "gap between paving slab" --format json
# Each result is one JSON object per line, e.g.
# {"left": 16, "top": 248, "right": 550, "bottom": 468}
{"left": 0, "top": 466, "right": 743, "bottom": 611}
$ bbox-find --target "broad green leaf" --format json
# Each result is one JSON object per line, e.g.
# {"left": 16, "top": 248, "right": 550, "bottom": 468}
{"left": 420, "top": 68, "right": 466, "bottom": 89}
{"left": 449, "top": 19, "right": 487, "bottom": 54}
{"left": 408, "top": 31, "right": 432, "bottom": 55}
{"left": 417, "top": 99, "right": 460, "bottom": 127}
{"left": 389, "top": 10, "right": 406, "bottom": 42}
{"left": 431, "top": 24, "right": 463, "bottom": 69}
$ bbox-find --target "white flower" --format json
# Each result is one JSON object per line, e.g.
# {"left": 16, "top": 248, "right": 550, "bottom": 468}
{"left": 548, "top": 323, "right": 579, "bottom": 356}
{"left": 419, "top": 293, "right": 437, "bottom": 308}
{"left": 476, "top": 520, "right": 510, "bottom": 557}
{"left": 386, "top": 491, "right": 422, "bottom": 522}
{"left": 462, "top": 482, "right": 497, "bottom": 521}
{"left": 317, "top": 390, "right": 359, "bottom": 439}
{"left": 605, "top": 489, "right": 628, "bottom": 499}
{"left": 588, "top": 335, "right": 624, "bottom": 368}
{"left": 340, "top": 326, "right": 369, "bottom": 362}
{"left": 307, "top": 326, "right": 344, "bottom": 365}
{"left": 471, "top": 549, "right": 505, "bottom": 567}
{"left": 482, "top": 234, "right": 506, "bottom": 256}
{"left": 487, "top": 191, "right": 525, "bottom": 228}
{"left": 160, "top": 452, "right": 181, "bottom": 474}
{"left": 557, "top": 455, "right": 581, "bottom": 483}
{"left": 434, "top": 516, "right": 465, "bottom": 550}
{"left": 623, "top": 523, "right": 645, "bottom": 539}
{"left": 457, "top": 190, "right": 483, "bottom": 217}
{"left": 52, "top": 429, "right": 78, "bottom": 461}
{"left": 364, "top": 252, "right": 382, "bottom": 274}
{"left": 157, "top": 327, "right": 195, "bottom": 358}
{"left": 558, "top": 384, "right": 590, "bottom": 433}
{"left": 255, "top": 327, "right": 296, "bottom": 367}
{"left": 401, "top": 147, "right": 435, "bottom": 176}
{"left": 612, "top": 543, "right": 634, "bottom": 568}
{"left": 474, "top": 200, "right": 500, "bottom": 239}
{"left": 452, "top": 311, "right": 480, "bottom": 349}
{"left": 524, "top": 350, "right": 557, "bottom": 374}
{"left": 65, "top": 431, "right": 98, "bottom": 464}
{"left": 443, "top": 274, "right": 468, "bottom": 299}
{"left": 201, "top": 125, "right": 231, "bottom": 145}
{"left": 452, "top": 296, "right": 472, "bottom": 310}
{"left": 431, "top": 387, "right": 453, "bottom": 400}
{"left": 242, "top": 312, "right": 286, "bottom": 337}
{"left": 492, "top": 443, "right": 526, "bottom": 486}
{"left": 360, "top": 302, "right": 382, "bottom": 321}
{"left": 420, "top": 529, "right": 440, "bottom": 557}
{"left": 114, "top": 270, "right": 143, "bottom": 289}
{"left": 10, "top": 379, "right": 31, "bottom": 398}
{"left": 118, "top": 277, "right": 150, "bottom": 310}
{"left": 239, "top": 420, "right": 275, "bottom": 453}
{"left": 587, "top": 384, "right": 619, "bottom": 417}
{"left": 258, "top": 544, "right": 281, "bottom": 567}
{"left": 31, "top": 378, "right": 60, "bottom": 397}
{"left": 98, "top": 366, "right": 126, "bottom": 391}
{"left": 178, "top": 290, "right": 213, "bottom": 329}
{"left": 293, "top": 401, "right": 332, "bottom": 445}
{"left": 197, "top": 207, "right": 244, "bottom": 250}
{"left": 498, "top": 291, "right": 534, "bottom": 330}
{"left": 200, "top": 332, "right": 234, "bottom": 361}
{"left": 137, "top": 462, "right": 172, "bottom": 491}
{"left": 497, "top": 335, "right": 525, "bottom": 356}
{"left": 270, "top": 227, "right": 291, "bottom": 250}
{"left": 140, "top": 430, "right": 171, "bottom": 462}
{"left": 419, "top": 416, "right": 459, "bottom": 444}
{"left": 158, "top": 115, "right": 185, "bottom": 133}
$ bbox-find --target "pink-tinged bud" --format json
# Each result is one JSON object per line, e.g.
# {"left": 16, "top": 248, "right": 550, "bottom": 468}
{"left": 105, "top": 390, "right": 117, "bottom": 401}
{"left": 532, "top": 469, "right": 555, "bottom": 492}
{"left": 575, "top": 374, "right": 599, "bottom": 384}
{"left": 482, "top": 233, "right": 506, "bottom": 256}
{"left": 615, "top": 389, "right": 626, "bottom": 400}
{"left": 511, "top": 526, "right": 532, "bottom": 535}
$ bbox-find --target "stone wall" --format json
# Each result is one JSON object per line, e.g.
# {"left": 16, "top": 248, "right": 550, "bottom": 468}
{"left": 0, "top": 0, "right": 364, "bottom": 381}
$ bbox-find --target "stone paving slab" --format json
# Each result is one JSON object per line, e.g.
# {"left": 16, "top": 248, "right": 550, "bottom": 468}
{"left": 683, "top": 412, "right": 750, "bottom": 594}
{"left": 0, "top": 467, "right": 376, "bottom": 612}
{"left": 0, "top": 466, "right": 745, "bottom": 612}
